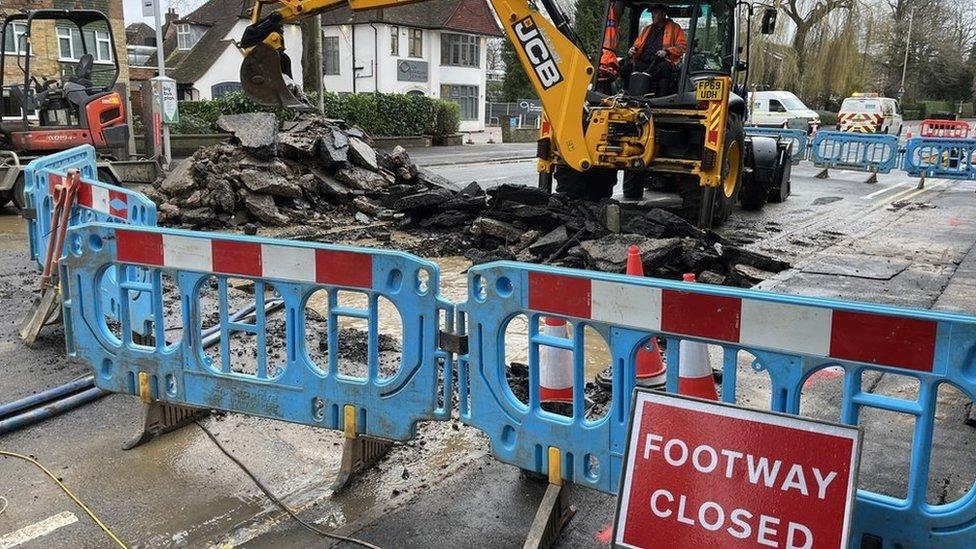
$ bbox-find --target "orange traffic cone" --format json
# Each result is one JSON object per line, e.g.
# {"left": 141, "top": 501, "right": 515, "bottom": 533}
{"left": 540, "top": 317, "right": 573, "bottom": 403}
{"left": 627, "top": 246, "right": 666, "bottom": 387}
{"left": 677, "top": 273, "right": 718, "bottom": 400}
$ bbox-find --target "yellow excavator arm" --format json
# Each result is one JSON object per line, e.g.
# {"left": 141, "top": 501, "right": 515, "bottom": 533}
{"left": 239, "top": 0, "right": 596, "bottom": 170}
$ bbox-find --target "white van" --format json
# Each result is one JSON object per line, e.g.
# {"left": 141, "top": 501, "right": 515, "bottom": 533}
{"left": 838, "top": 94, "right": 903, "bottom": 135}
{"left": 748, "top": 91, "right": 821, "bottom": 132}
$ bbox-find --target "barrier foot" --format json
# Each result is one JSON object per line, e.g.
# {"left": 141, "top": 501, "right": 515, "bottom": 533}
{"left": 815, "top": 168, "right": 829, "bottom": 179}
{"left": 523, "top": 482, "right": 575, "bottom": 549}
{"left": 865, "top": 172, "right": 878, "bottom": 184}
{"left": 964, "top": 401, "right": 976, "bottom": 427}
{"left": 330, "top": 435, "right": 393, "bottom": 493}
{"left": 18, "top": 284, "right": 61, "bottom": 346}
{"left": 123, "top": 401, "right": 210, "bottom": 450}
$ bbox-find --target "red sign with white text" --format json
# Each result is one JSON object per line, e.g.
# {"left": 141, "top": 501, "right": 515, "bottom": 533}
{"left": 613, "top": 391, "right": 861, "bottom": 549}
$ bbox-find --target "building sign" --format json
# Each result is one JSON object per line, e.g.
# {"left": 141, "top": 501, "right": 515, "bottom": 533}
{"left": 517, "top": 99, "right": 542, "bottom": 116}
{"left": 397, "top": 60, "right": 428, "bottom": 82}
{"left": 613, "top": 391, "right": 861, "bottom": 549}
{"left": 152, "top": 76, "right": 179, "bottom": 125}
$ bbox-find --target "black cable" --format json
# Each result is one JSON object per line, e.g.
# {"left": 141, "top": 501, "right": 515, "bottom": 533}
{"left": 194, "top": 421, "right": 381, "bottom": 549}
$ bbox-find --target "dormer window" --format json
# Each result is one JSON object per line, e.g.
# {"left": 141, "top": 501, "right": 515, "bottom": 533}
{"left": 176, "top": 23, "right": 202, "bottom": 50}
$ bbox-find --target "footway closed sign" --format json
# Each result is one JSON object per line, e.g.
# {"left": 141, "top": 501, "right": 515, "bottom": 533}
{"left": 613, "top": 391, "right": 861, "bottom": 549}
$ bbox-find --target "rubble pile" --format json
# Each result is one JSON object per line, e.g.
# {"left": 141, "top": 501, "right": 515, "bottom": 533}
{"left": 464, "top": 184, "right": 790, "bottom": 286}
{"left": 148, "top": 112, "right": 468, "bottom": 229}
{"left": 151, "top": 112, "right": 789, "bottom": 287}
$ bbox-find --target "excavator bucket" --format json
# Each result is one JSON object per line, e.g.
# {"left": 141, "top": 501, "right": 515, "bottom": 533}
{"left": 240, "top": 43, "right": 309, "bottom": 109}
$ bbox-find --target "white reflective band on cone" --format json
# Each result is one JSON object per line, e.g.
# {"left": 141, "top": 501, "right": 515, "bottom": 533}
{"left": 540, "top": 318, "right": 573, "bottom": 403}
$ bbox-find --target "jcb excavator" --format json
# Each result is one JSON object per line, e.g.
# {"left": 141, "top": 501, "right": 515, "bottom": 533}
{"left": 238, "top": 0, "right": 792, "bottom": 228}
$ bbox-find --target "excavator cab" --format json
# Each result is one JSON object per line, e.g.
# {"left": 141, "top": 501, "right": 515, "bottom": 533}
{"left": 0, "top": 10, "right": 129, "bottom": 153}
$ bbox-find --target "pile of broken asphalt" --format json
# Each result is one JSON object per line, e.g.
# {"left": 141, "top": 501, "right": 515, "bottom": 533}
{"left": 148, "top": 112, "right": 789, "bottom": 286}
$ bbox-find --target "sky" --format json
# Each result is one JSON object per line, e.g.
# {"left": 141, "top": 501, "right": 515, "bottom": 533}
{"left": 122, "top": 0, "right": 208, "bottom": 26}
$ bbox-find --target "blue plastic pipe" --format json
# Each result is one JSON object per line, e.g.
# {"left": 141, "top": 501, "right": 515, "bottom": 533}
{"left": 0, "top": 386, "right": 108, "bottom": 436}
{"left": 0, "top": 298, "right": 284, "bottom": 436}
{"left": 0, "top": 375, "right": 94, "bottom": 419}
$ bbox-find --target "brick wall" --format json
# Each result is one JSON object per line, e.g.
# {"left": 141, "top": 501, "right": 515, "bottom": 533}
{"left": 1, "top": 0, "right": 129, "bottom": 88}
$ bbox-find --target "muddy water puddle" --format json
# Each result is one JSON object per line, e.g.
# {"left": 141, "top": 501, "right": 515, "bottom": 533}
{"left": 0, "top": 207, "right": 27, "bottom": 251}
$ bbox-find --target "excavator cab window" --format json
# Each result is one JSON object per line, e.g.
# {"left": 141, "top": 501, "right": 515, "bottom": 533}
{"left": 631, "top": 1, "right": 734, "bottom": 75}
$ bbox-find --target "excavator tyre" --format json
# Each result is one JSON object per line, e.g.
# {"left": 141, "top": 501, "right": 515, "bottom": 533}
{"left": 739, "top": 134, "right": 784, "bottom": 211}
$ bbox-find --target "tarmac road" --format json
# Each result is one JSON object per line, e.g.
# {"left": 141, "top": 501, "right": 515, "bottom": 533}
{"left": 1, "top": 148, "right": 976, "bottom": 548}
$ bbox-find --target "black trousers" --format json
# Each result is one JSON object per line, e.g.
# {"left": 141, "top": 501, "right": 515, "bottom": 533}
{"left": 621, "top": 59, "right": 675, "bottom": 97}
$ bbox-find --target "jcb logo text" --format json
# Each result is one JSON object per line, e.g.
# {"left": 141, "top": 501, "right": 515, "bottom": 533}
{"left": 512, "top": 17, "right": 563, "bottom": 90}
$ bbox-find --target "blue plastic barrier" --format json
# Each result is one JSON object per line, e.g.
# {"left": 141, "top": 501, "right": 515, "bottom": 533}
{"left": 745, "top": 127, "right": 808, "bottom": 163}
{"left": 811, "top": 131, "right": 900, "bottom": 174}
{"left": 24, "top": 145, "right": 156, "bottom": 267}
{"left": 24, "top": 145, "right": 158, "bottom": 335}
{"left": 903, "top": 137, "right": 976, "bottom": 180}
{"left": 460, "top": 261, "right": 976, "bottom": 546}
{"left": 61, "top": 223, "right": 452, "bottom": 439}
{"left": 50, "top": 165, "right": 976, "bottom": 547}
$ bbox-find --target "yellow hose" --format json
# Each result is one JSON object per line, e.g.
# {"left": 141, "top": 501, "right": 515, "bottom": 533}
{"left": 0, "top": 451, "right": 127, "bottom": 548}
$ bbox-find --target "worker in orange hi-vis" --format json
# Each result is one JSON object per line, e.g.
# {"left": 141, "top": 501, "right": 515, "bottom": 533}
{"left": 621, "top": 4, "right": 687, "bottom": 97}
{"left": 596, "top": 0, "right": 625, "bottom": 94}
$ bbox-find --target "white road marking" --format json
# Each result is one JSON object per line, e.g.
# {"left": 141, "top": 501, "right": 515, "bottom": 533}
{"left": 865, "top": 179, "right": 947, "bottom": 214}
{"left": 862, "top": 183, "right": 908, "bottom": 199}
{"left": 0, "top": 511, "right": 79, "bottom": 548}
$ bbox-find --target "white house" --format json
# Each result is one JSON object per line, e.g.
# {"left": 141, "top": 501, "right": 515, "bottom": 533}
{"left": 143, "top": 1, "right": 304, "bottom": 101}
{"left": 321, "top": 0, "right": 502, "bottom": 132}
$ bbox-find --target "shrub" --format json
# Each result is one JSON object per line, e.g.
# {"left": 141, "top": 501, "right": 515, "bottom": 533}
{"left": 174, "top": 91, "right": 460, "bottom": 136}
{"left": 433, "top": 100, "right": 461, "bottom": 137}
{"left": 171, "top": 113, "right": 214, "bottom": 134}
{"left": 816, "top": 111, "right": 838, "bottom": 127}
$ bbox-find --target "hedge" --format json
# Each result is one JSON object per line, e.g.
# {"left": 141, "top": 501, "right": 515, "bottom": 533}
{"left": 175, "top": 91, "right": 461, "bottom": 137}
{"left": 913, "top": 101, "right": 975, "bottom": 119}
{"left": 816, "top": 111, "right": 838, "bottom": 127}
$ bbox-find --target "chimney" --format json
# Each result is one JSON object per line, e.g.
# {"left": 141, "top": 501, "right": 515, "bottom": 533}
{"left": 165, "top": 8, "right": 178, "bottom": 28}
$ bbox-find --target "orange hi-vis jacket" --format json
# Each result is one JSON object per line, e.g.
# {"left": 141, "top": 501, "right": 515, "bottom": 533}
{"left": 632, "top": 19, "right": 687, "bottom": 65}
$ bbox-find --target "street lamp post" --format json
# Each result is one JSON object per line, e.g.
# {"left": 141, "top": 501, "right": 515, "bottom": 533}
{"left": 899, "top": 7, "right": 915, "bottom": 93}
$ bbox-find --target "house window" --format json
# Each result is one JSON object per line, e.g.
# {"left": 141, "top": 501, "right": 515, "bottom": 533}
{"left": 323, "top": 36, "right": 340, "bottom": 75}
{"left": 57, "top": 27, "right": 113, "bottom": 63}
{"left": 211, "top": 82, "right": 242, "bottom": 98}
{"left": 390, "top": 26, "right": 399, "bottom": 56}
{"left": 57, "top": 26, "right": 73, "bottom": 60}
{"left": 408, "top": 28, "right": 423, "bottom": 58}
{"left": 440, "top": 33, "right": 479, "bottom": 67}
{"left": 3, "top": 22, "right": 29, "bottom": 55}
{"left": 95, "top": 31, "right": 112, "bottom": 61}
{"left": 441, "top": 84, "right": 478, "bottom": 121}
{"left": 176, "top": 24, "right": 199, "bottom": 50}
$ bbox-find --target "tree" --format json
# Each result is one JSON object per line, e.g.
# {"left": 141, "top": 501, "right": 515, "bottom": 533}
{"left": 300, "top": 18, "right": 321, "bottom": 92}
{"left": 572, "top": 0, "right": 606, "bottom": 60}
{"left": 781, "top": 0, "right": 855, "bottom": 78}
{"left": 500, "top": 40, "right": 537, "bottom": 101}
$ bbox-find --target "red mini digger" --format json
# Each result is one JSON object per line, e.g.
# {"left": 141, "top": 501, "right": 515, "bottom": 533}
{"left": 0, "top": 9, "right": 131, "bottom": 208}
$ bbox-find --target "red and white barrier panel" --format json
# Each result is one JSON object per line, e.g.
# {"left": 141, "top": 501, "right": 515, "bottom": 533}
{"left": 114, "top": 229, "right": 374, "bottom": 289}
{"left": 919, "top": 119, "right": 971, "bottom": 139}
{"left": 527, "top": 272, "right": 939, "bottom": 374}
{"left": 48, "top": 172, "right": 128, "bottom": 218}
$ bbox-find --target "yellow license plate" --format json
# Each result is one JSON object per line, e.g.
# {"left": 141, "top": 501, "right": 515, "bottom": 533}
{"left": 695, "top": 79, "right": 727, "bottom": 102}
